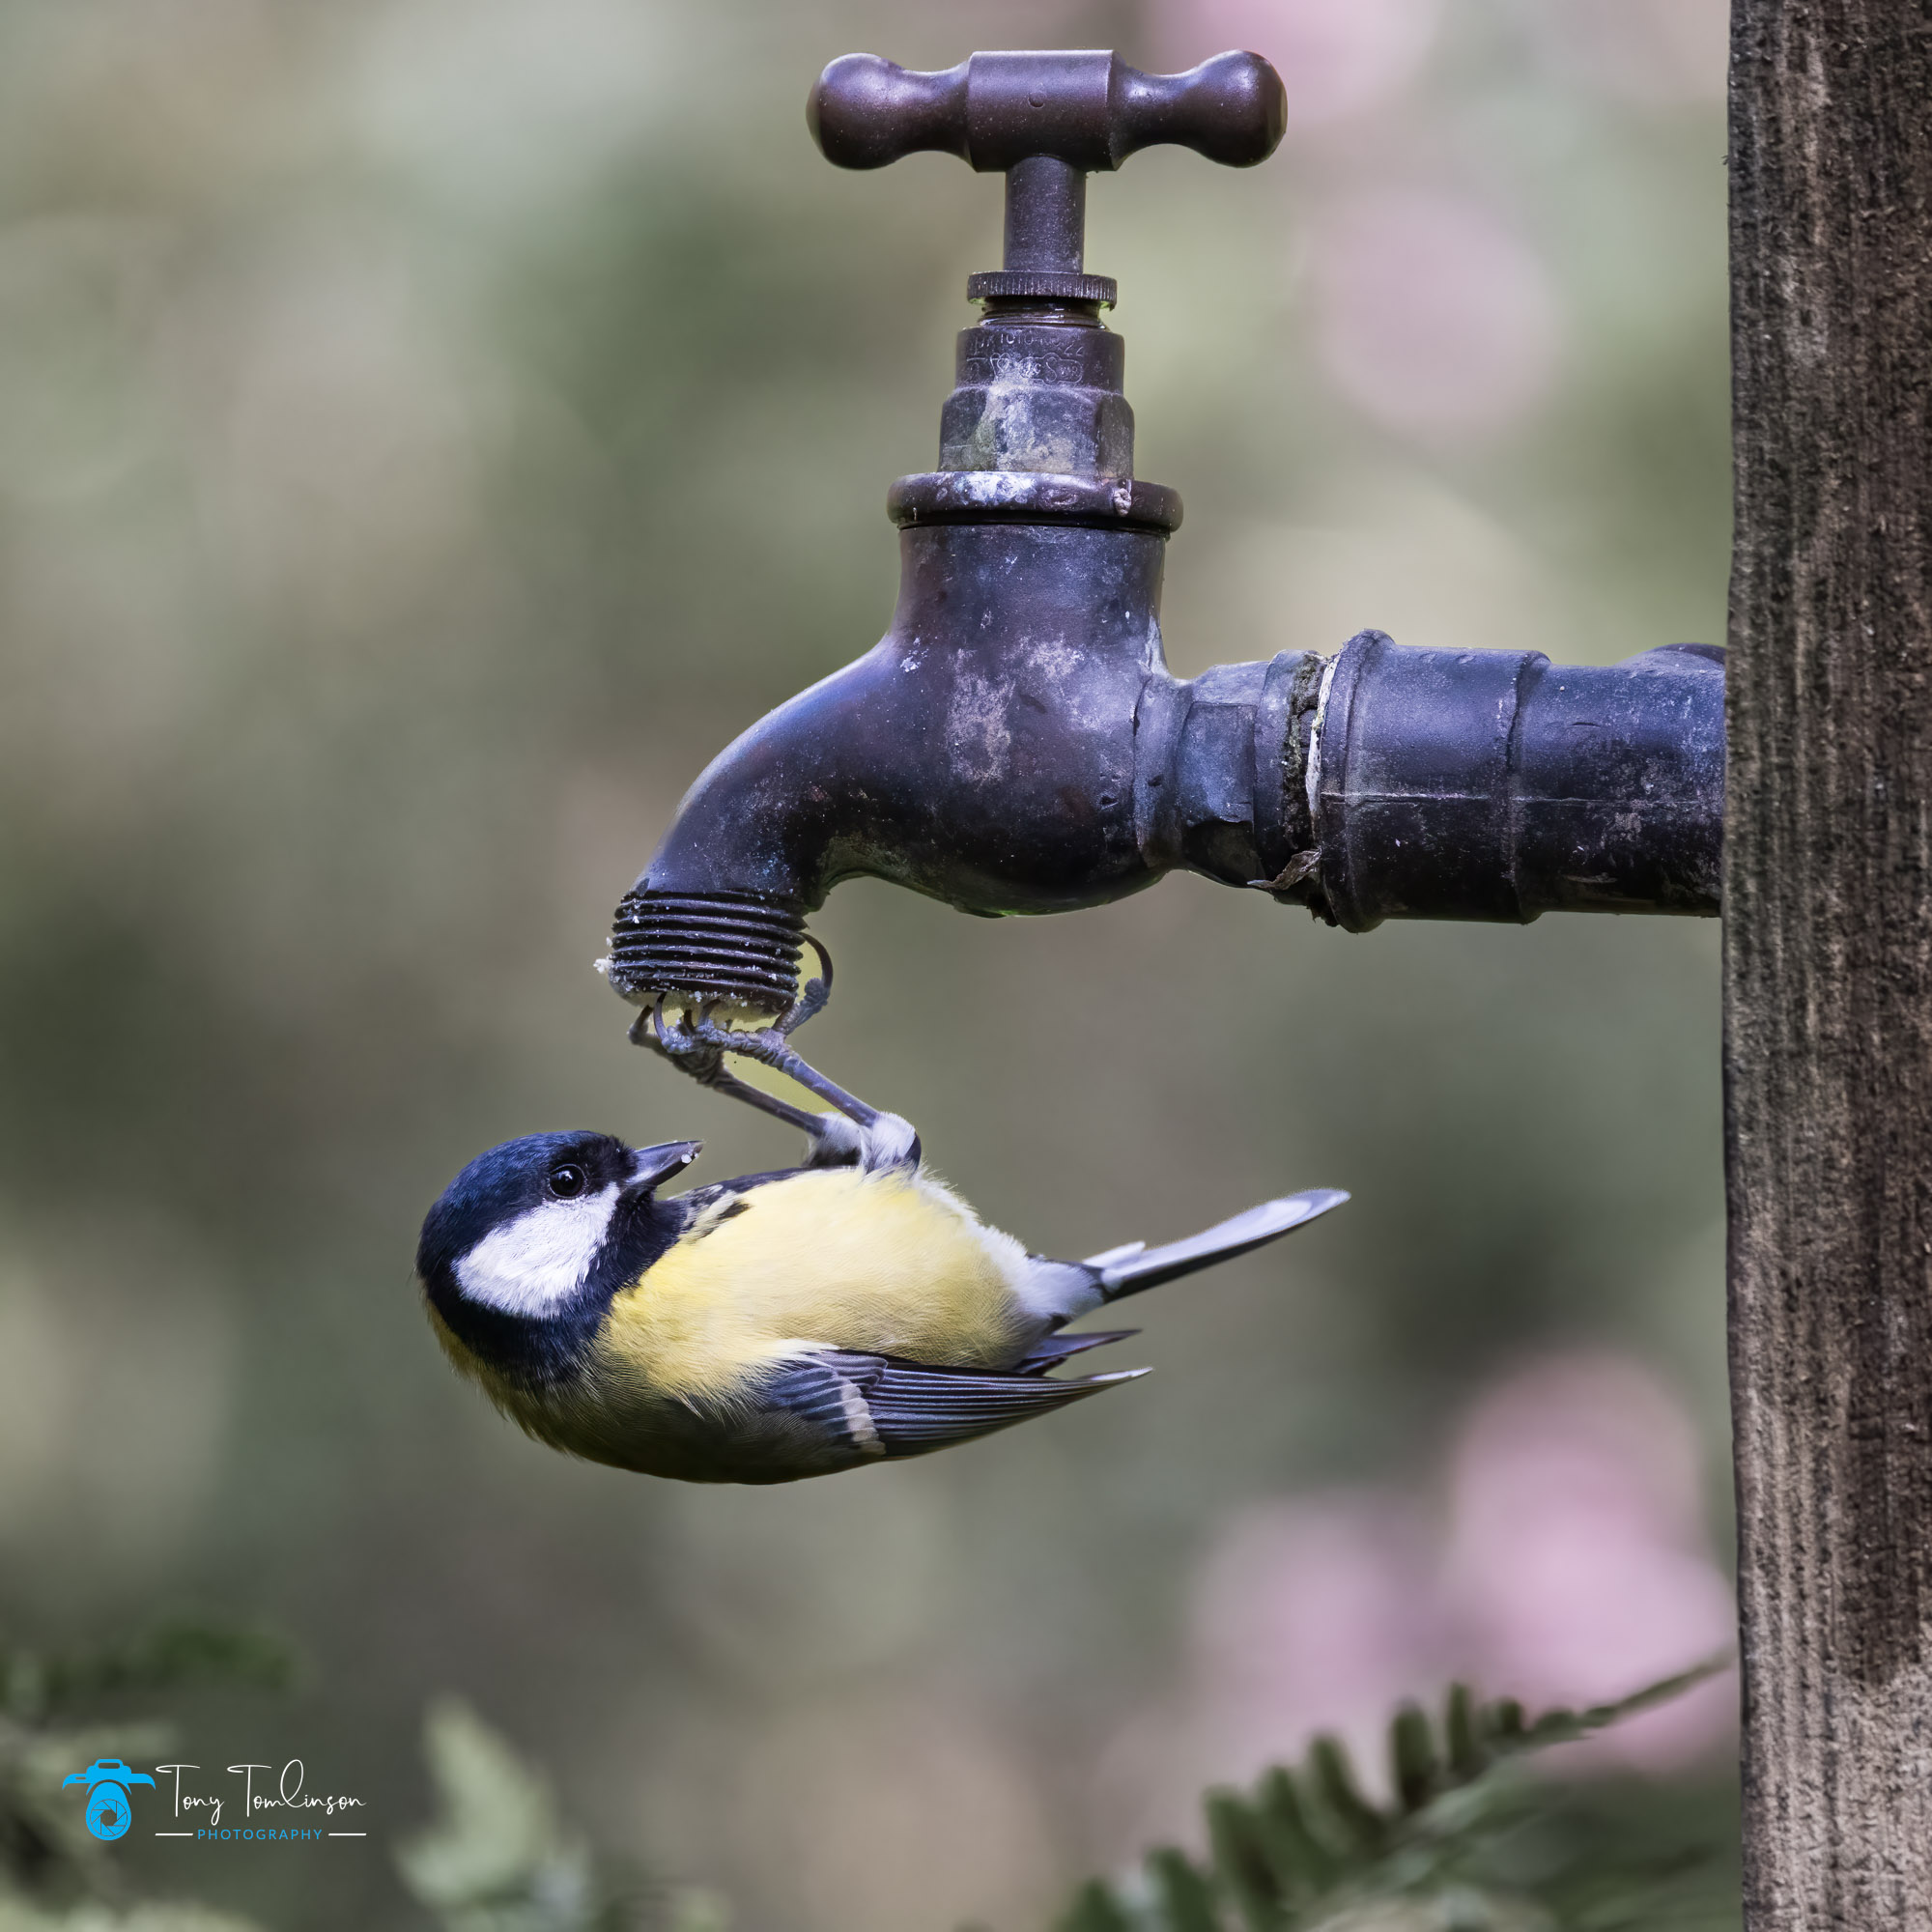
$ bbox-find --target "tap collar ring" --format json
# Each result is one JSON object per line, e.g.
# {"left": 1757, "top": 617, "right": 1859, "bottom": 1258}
{"left": 888, "top": 469, "right": 1181, "bottom": 534}
{"left": 967, "top": 270, "right": 1117, "bottom": 307}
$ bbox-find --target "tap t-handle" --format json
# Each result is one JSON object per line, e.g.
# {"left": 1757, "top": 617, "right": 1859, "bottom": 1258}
{"left": 808, "top": 50, "right": 1286, "bottom": 296}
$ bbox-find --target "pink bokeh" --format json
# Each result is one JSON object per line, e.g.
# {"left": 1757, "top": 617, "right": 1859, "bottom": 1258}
{"left": 1109, "top": 1351, "right": 1733, "bottom": 1831}
{"left": 1311, "top": 188, "right": 1561, "bottom": 440}
{"left": 1186, "top": 1494, "right": 1450, "bottom": 1783}
{"left": 1162, "top": 0, "right": 1442, "bottom": 129}
{"left": 1440, "top": 1353, "right": 1736, "bottom": 1768}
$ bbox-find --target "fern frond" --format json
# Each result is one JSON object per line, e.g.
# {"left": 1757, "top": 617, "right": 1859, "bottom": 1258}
{"left": 1065, "top": 1661, "right": 1737, "bottom": 1932}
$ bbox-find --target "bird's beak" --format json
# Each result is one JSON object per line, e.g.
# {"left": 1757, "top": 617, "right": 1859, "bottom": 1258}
{"left": 628, "top": 1140, "right": 701, "bottom": 1191}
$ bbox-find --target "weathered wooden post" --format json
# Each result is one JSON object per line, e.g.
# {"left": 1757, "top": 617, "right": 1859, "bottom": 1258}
{"left": 1726, "top": 1, "right": 1932, "bottom": 1922}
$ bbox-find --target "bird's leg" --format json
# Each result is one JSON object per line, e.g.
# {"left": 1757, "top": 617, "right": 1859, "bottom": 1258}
{"left": 632, "top": 1005, "right": 827, "bottom": 1136}
{"left": 636, "top": 937, "right": 895, "bottom": 1140}
{"left": 639, "top": 939, "right": 921, "bottom": 1170}
{"left": 753, "top": 935, "right": 882, "bottom": 1127}
{"left": 650, "top": 1004, "right": 883, "bottom": 1129}
{"left": 696, "top": 1018, "right": 923, "bottom": 1171}
{"left": 713, "top": 1025, "right": 883, "bottom": 1129}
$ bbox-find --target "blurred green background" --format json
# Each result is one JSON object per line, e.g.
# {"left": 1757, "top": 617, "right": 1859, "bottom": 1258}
{"left": 0, "top": 0, "right": 1734, "bottom": 1925}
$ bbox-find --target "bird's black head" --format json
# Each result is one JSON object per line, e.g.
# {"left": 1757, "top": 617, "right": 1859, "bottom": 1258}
{"left": 415, "top": 1131, "right": 699, "bottom": 1382}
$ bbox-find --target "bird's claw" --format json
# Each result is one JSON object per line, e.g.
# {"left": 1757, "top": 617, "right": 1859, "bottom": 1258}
{"left": 774, "top": 934, "right": 834, "bottom": 1037}
{"left": 640, "top": 998, "right": 763, "bottom": 1067}
{"left": 629, "top": 1004, "right": 720, "bottom": 1075}
{"left": 635, "top": 931, "right": 832, "bottom": 1065}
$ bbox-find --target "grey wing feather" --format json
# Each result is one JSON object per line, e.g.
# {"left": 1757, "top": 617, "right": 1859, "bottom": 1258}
{"left": 748, "top": 1356, "right": 888, "bottom": 1477}
{"left": 758, "top": 1355, "right": 882, "bottom": 1447}
{"left": 773, "top": 1350, "right": 1145, "bottom": 1461}
{"left": 1012, "top": 1328, "right": 1141, "bottom": 1375}
{"left": 856, "top": 1361, "right": 1146, "bottom": 1455}
{"left": 1094, "top": 1188, "right": 1350, "bottom": 1299}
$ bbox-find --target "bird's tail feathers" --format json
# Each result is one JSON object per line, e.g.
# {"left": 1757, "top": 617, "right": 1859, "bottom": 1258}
{"left": 1087, "top": 1188, "right": 1349, "bottom": 1301}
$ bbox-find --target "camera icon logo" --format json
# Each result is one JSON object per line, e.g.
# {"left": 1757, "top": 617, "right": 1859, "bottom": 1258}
{"left": 62, "top": 1759, "right": 156, "bottom": 1841}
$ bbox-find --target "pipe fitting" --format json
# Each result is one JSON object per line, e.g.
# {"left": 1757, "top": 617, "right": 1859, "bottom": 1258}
{"left": 1291, "top": 632, "right": 1726, "bottom": 930}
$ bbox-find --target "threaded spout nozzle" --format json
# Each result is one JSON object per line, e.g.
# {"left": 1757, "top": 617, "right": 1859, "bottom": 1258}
{"left": 603, "top": 890, "right": 806, "bottom": 1019}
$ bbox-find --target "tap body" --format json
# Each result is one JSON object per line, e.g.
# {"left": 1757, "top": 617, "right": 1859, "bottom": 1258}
{"left": 641, "top": 516, "right": 1168, "bottom": 921}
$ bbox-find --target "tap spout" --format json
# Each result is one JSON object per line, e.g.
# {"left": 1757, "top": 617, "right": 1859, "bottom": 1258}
{"left": 608, "top": 497, "right": 1180, "bottom": 1015}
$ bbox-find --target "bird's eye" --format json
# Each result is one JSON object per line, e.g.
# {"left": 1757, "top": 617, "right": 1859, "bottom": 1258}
{"left": 548, "top": 1163, "right": 587, "bottom": 1199}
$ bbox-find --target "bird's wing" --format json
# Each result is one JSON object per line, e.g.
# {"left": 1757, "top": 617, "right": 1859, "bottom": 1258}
{"left": 1010, "top": 1328, "right": 1140, "bottom": 1375}
{"left": 668, "top": 1169, "right": 815, "bottom": 1246}
{"left": 672, "top": 1151, "right": 927, "bottom": 1230}
{"left": 761, "top": 1350, "right": 1146, "bottom": 1462}
{"left": 676, "top": 1168, "right": 807, "bottom": 1211}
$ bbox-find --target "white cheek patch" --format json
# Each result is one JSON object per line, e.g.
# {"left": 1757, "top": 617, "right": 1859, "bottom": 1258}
{"left": 454, "top": 1186, "right": 621, "bottom": 1317}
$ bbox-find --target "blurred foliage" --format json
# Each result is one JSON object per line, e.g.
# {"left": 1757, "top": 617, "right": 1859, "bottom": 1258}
{"left": 0, "top": 1621, "right": 673, "bottom": 1932}
{"left": 0, "top": 1605, "right": 1740, "bottom": 1932}
{"left": 0, "top": 1617, "right": 293, "bottom": 1928}
{"left": 0, "top": 1623, "right": 300, "bottom": 1730}
{"left": 0, "top": 1905, "right": 262, "bottom": 1932}
{"left": 396, "top": 1697, "right": 738, "bottom": 1932}
{"left": 396, "top": 1698, "right": 640, "bottom": 1932}
{"left": 1059, "top": 1668, "right": 1738, "bottom": 1932}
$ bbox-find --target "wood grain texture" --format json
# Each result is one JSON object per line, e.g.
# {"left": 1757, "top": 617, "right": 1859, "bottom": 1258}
{"left": 1726, "top": 0, "right": 1932, "bottom": 1924}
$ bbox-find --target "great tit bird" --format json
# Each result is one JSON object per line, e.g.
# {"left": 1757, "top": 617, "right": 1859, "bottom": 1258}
{"left": 416, "top": 1106, "right": 1347, "bottom": 1485}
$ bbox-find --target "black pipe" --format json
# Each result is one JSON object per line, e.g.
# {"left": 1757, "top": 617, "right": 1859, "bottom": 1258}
{"left": 1290, "top": 631, "right": 1726, "bottom": 930}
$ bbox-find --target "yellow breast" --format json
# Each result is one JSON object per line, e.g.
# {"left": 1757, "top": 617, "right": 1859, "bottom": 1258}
{"left": 596, "top": 1165, "right": 1031, "bottom": 1400}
